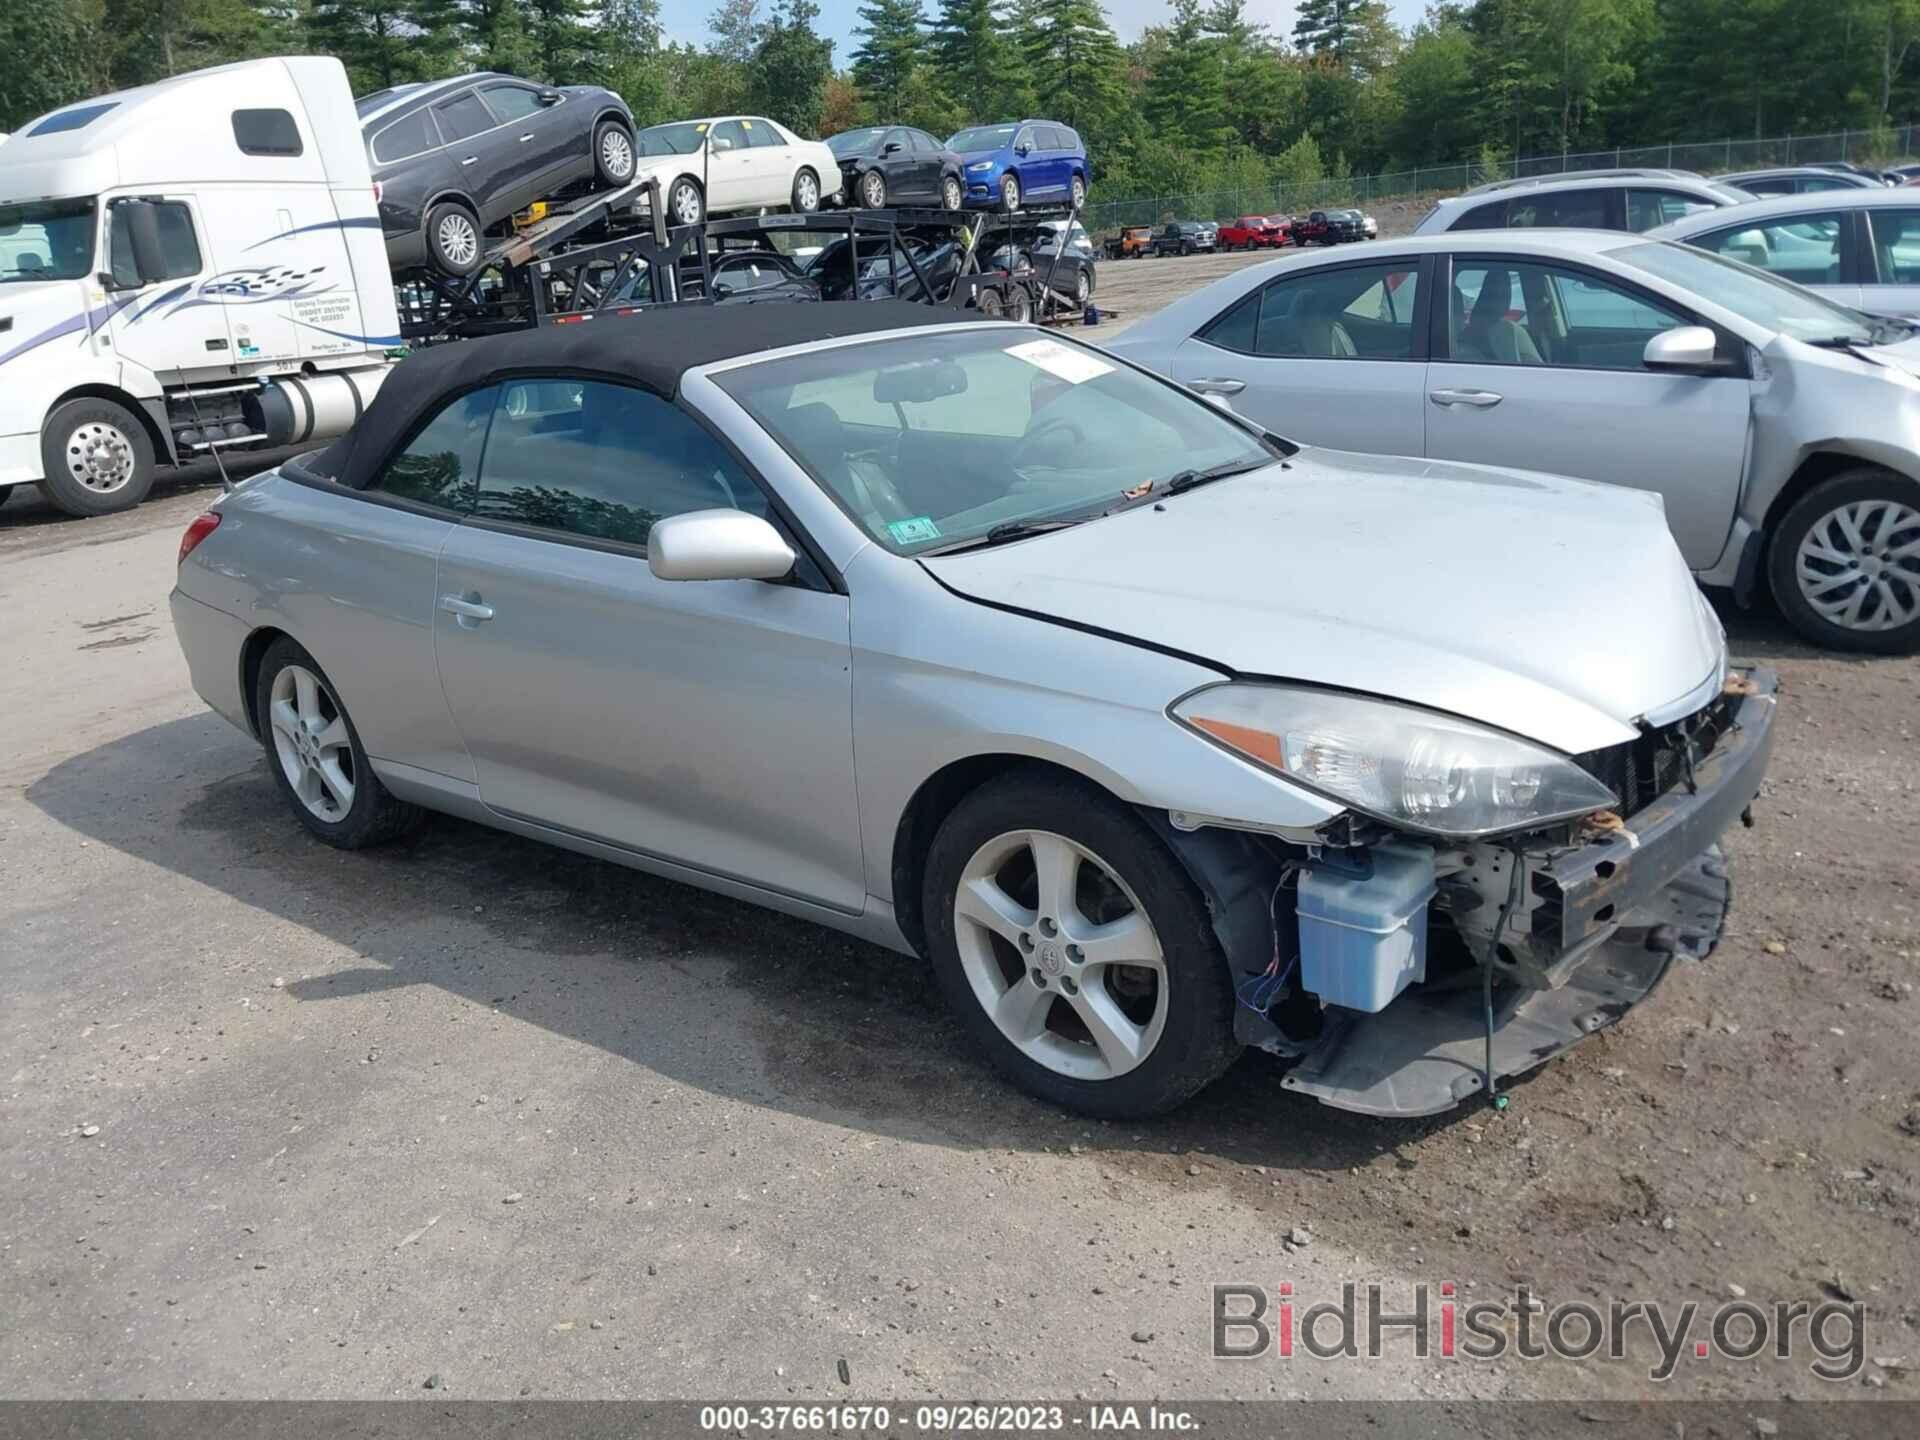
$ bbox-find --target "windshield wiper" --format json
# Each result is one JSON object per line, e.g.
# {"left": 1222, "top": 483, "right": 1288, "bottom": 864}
{"left": 1161, "top": 457, "right": 1271, "bottom": 496}
{"left": 925, "top": 518, "right": 1087, "bottom": 555}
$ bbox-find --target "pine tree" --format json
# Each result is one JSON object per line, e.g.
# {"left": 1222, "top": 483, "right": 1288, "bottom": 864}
{"left": 747, "top": 0, "right": 833, "bottom": 134}
{"left": 524, "top": 0, "right": 599, "bottom": 82}
{"left": 852, "top": 0, "right": 929, "bottom": 118}
{"left": 930, "top": 0, "right": 1032, "bottom": 121}
{"left": 1018, "top": 0, "right": 1126, "bottom": 132}
{"left": 1144, "top": 0, "right": 1228, "bottom": 153}
{"left": 308, "top": 0, "right": 434, "bottom": 92}
{"left": 0, "top": 0, "right": 107, "bottom": 128}
{"left": 708, "top": 0, "right": 765, "bottom": 64}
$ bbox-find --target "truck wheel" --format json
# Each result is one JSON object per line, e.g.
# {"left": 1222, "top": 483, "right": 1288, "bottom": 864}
{"left": 998, "top": 173, "right": 1022, "bottom": 213}
{"left": 425, "top": 201, "right": 482, "bottom": 277}
{"left": 1768, "top": 467, "right": 1920, "bottom": 654}
{"left": 40, "top": 398, "right": 156, "bottom": 517}
{"left": 594, "top": 120, "right": 636, "bottom": 186}
{"left": 922, "top": 769, "right": 1241, "bottom": 1119}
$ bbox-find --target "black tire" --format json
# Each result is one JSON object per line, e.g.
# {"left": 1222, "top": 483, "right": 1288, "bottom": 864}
{"left": 860, "top": 168, "right": 887, "bottom": 209}
{"left": 667, "top": 176, "right": 705, "bottom": 227}
{"left": 1005, "top": 282, "right": 1033, "bottom": 324}
{"left": 922, "top": 769, "right": 1241, "bottom": 1119}
{"left": 976, "top": 285, "right": 1007, "bottom": 319}
{"left": 424, "top": 200, "right": 482, "bottom": 277}
{"left": 940, "top": 174, "right": 963, "bottom": 211}
{"left": 254, "top": 637, "right": 423, "bottom": 849}
{"left": 593, "top": 119, "right": 636, "bottom": 187}
{"left": 1074, "top": 265, "right": 1092, "bottom": 306}
{"left": 1767, "top": 467, "right": 1920, "bottom": 654}
{"left": 39, "top": 397, "right": 156, "bottom": 517}
{"left": 998, "top": 172, "right": 1021, "bottom": 214}
{"left": 1069, "top": 173, "right": 1087, "bottom": 209}
{"left": 0, "top": 484, "right": 14, "bottom": 511}
{"left": 791, "top": 167, "right": 822, "bottom": 213}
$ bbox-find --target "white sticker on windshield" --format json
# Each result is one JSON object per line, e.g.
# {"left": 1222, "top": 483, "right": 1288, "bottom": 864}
{"left": 1004, "top": 338, "right": 1113, "bottom": 384}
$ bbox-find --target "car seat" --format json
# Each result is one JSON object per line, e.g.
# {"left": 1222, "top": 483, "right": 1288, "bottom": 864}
{"left": 1461, "top": 269, "right": 1543, "bottom": 365}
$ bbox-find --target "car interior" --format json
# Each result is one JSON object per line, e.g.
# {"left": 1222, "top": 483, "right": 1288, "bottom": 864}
{"left": 1447, "top": 263, "right": 1687, "bottom": 369}
{"left": 1697, "top": 216, "right": 1846, "bottom": 286}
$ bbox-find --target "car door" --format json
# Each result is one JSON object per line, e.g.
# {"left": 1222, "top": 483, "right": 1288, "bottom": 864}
{"left": 1165, "top": 256, "right": 1430, "bottom": 455}
{"left": 909, "top": 130, "right": 944, "bottom": 200}
{"left": 433, "top": 376, "right": 864, "bottom": 911}
{"left": 478, "top": 81, "right": 573, "bottom": 208}
{"left": 367, "top": 106, "right": 451, "bottom": 249}
{"left": 1860, "top": 206, "right": 1920, "bottom": 316}
{"left": 741, "top": 118, "right": 794, "bottom": 206}
{"left": 704, "top": 119, "right": 757, "bottom": 210}
{"left": 103, "top": 196, "right": 224, "bottom": 376}
{"left": 1424, "top": 255, "right": 1751, "bottom": 570}
{"left": 1683, "top": 209, "right": 1864, "bottom": 310}
{"left": 430, "top": 89, "right": 507, "bottom": 219}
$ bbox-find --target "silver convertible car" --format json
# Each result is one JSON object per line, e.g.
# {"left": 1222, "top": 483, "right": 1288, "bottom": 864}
{"left": 171, "top": 303, "right": 1776, "bottom": 1119}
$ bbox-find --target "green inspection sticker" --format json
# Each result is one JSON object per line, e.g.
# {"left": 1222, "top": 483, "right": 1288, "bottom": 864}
{"left": 886, "top": 516, "right": 942, "bottom": 544}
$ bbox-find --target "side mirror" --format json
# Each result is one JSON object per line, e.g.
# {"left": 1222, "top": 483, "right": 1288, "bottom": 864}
{"left": 648, "top": 509, "right": 795, "bottom": 582}
{"left": 882, "top": 141, "right": 902, "bottom": 155}
{"left": 537, "top": 90, "right": 561, "bottom": 107}
{"left": 1015, "top": 143, "right": 1030, "bottom": 157}
{"left": 109, "top": 200, "right": 169, "bottom": 288}
{"left": 1643, "top": 325, "right": 1722, "bottom": 373}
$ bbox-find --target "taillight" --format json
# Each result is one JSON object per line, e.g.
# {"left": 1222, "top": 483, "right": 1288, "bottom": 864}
{"left": 372, "top": 181, "right": 383, "bottom": 204}
{"left": 179, "top": 511, "right": 221, "bottom": 565}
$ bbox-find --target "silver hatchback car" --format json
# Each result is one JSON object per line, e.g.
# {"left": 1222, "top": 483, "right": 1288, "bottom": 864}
{"left": 172, "top": 303, "right": 1775, "bottom": 1119}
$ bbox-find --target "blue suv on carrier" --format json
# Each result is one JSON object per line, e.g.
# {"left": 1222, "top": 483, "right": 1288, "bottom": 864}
{"left": 947, "top": 120, "right": 1090, "bottom": 213}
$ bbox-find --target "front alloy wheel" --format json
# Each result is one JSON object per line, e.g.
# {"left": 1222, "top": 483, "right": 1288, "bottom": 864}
{"left": 941, "top": 176, "right": 963, "bottom": 211}
{"left": 862, "top": 170, "right": 887, "bottom": 208}
{"left": 1770, "top": 468, "right": 1920, "bottom": 652}
{"left": 924, "top": 771, "right": 1240, "bottom": 1118}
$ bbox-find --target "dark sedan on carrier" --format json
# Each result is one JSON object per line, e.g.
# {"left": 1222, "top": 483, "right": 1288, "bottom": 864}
{"left": 359, "top": 71, "right": 636, "bottom": 277}
{"left": 828, "top": 126, "right": 965, "bottom": 211}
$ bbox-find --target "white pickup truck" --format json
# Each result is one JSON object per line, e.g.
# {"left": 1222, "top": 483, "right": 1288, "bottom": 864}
{"left": 0, "top": 57, "right": 398, "bottom": 515}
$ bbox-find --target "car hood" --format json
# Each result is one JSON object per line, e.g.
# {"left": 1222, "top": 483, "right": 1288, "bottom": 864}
{"left": 920, "top": 449, "right": 1725, "bottom": 755}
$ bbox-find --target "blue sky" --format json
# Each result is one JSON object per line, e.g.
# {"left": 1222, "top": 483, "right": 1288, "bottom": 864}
{"left": 656, "top": 1, "right": 1433, "bottom": 60}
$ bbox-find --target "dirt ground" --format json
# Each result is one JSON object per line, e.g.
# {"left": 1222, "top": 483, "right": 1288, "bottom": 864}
{"left": 0, "top": 269, "right": 1915, "bottom": 1411}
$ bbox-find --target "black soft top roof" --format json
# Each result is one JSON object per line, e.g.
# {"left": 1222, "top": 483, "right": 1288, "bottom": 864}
{"left": 319, "top": 301, "right": 984, "bottom": 491}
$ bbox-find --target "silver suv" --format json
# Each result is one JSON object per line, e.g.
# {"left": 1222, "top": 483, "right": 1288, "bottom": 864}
{"left": 1416, "top": 173, "right": 1752, "bottom": 236}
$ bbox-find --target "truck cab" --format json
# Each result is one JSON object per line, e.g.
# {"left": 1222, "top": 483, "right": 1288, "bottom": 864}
{"left": 0, "top": 57, "right": 399, "bottom": 516}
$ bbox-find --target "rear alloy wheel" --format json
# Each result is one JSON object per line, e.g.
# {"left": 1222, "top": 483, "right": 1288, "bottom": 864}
{"left": 1769, "top": 468, "right": 1920, "bottom": 653}
{"left": 999, "top": 173, "right": 1022, "bottom": 213}
{"left": 39, "top": 397, "right": 155, "bottom": 517}
{"left": 923, "top": 771, "right": 1240, "bottom": 1118}
{"left": 941, "top": 175, "right": 963, "bottom": 211}
{"left": 594, "top": 121, "right": 636, "bottom": 186}
{"left": 668, "top": 177, "right": 705, "bottom": 227}
{"left": 1069, "top": 173, "right": 1087, "bottom": 209}
{"left": 861, "top": 169, "right": 887, "bottom": 208}
{"left": 792, "top": 168, "right": 821, "bottom": 213}
{"left": 1074, "top": 266, "right": 1091, "bottom": 306}
{"left": 425, "top": 201, "right": 482, "bottom": 276}
{"left": 255, "top": 638, "right": 422, "bottom": 848}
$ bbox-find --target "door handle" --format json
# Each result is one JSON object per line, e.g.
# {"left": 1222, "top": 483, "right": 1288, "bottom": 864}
{"left": 1430, "top": 388, "right": 1503, "bottom": 408}
{"left": 1189, "top": 376, "right": 1246, "bottom": 395}
{"left": 461, "top": 155, "right": 479, "bottom": 166}
{"left": 439, "top": 594, "right": 494, "bottom": 624}
{"left": 518, "top": 133, "right": 534, "bottom": 143}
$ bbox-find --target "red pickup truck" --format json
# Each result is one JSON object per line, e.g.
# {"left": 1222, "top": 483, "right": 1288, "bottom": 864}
{"left": 1217, "top": 215, "right": 1286, "bottom": 251}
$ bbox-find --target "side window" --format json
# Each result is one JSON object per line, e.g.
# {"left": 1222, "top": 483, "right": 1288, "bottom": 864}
{"left": 709, "top": 119, "right": 749, "bottom": 152}
{"left": 883, "top": 128, "right": 910, "bottom": 153}
{"left": 1691, "top": 213, "right": 1846, "bottom": 286}
{"left": 1038, "top": 126, "right": 1066, "bottom": 150}
{"left": 432, "top": 91, "right": 494, "bottom": 144}
{"left": 1452, "top": 261, "right": 1685, "bottom": 371}
{"left": 1453, "top": 199, "right": 1507, "bottom": 231}
{"left": 1015, "top": 126, "right": 1036, "bottom": 152}
{"left": 1244, "top": 263, "right": 1421, "bottom": 360}
{"left": 743, "top": 117, "right": 783, "bottom": 148}
{"left": 372, "top": 109, "right": 440, "bottom": 165}
{"left": 1064, "top": 130, "right": 1082, "bottom": 152}
{"left": 1507, "top": 187, "right": 1611, "bottom": 229}
{"left": 1198, "top": 290, "right": 1260, "bottom": 352}
{"left": 475, "top": 380, "right": 767, "bottom": 547}
{"left": 1868, "top": 208, "right": 1920, "bottom": 282}
{"left": 1626, "top": 188, "right": 1715, "bottom": 232}
{"left": 480, "top": 84, "right": 543, "bottom": 123}
{"left": 1801, "top": 175, "right": 1855, "bottom": 193}
{"left": 232, "top": 108, "right": 302, "bottom": 157}
{"left": 1743, "top": 176, "right": 1793, "bottom": 196}
{"left": 107, "top": 201, "right": 203, "bottom": 284}
{"left": 374, "top": 385, "right": 496, "bottom": 510}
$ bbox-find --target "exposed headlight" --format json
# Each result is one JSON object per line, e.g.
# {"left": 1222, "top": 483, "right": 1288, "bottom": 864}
{"left": 1170, "top": 684, "right": 1618, "bottom": 839}
{"left": 968, "top": 161, "right": 994, "bottom": 173}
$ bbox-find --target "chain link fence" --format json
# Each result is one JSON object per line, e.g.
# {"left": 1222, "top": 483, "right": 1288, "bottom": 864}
{"left": 1083, "top": 125, "right": 1920, "bottom": 236}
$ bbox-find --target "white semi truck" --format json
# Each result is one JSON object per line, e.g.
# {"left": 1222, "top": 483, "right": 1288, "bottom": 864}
{"left": 0, "top": 57, "right": 399, "bottom": 515}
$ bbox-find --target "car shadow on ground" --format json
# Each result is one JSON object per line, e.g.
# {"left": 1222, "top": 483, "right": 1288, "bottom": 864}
{"left": 28, "top": 713, "right": 1484, "bottom": 1179}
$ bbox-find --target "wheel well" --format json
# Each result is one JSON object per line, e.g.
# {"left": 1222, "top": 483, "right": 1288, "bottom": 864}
{"left": 890, "top": 755, "right": 1118, "bottom": 956}
{"left": 49, "top": 385, "right": 171, "bottom": 467}
{"left": 592, "top": 108, "right": 631, "bottom": 133}
{"left": 1757, "top": 452, "right": 1900, "bottom": 571}
{"left": 238, "top": 626, "right": 289, "bottom": 740}
{"left": 422, "top": 190, "right": 478, "bottom": 221}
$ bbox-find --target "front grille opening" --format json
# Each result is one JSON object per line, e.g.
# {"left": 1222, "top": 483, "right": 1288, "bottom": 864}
{"left": 1571, "top": 692, "right": 1734, "bottom": 818}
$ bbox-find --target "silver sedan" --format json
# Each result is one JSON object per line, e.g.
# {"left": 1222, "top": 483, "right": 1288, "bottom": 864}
{"left": 171, "top": 304, "right": 1774, "bottom": 1119}
{"left": 1104, "top": 230, "right": 1920, "bottom": 652}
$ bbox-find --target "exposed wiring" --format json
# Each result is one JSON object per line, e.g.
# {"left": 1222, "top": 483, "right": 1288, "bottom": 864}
{"left": 1237, "top": 864, "right": 1301, "bottom": 1018}
{"left": 1480, "top": 845, "right": 1527, "bottom": 1112}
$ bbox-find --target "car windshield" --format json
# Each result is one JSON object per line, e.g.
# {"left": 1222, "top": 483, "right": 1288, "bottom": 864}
{"left": 714, "top": 328, "right": 1277, "bottom": 555}
{"left": 0, "top": 198, "right": 96, "bottom": 283}
{"left": 828, "top": 128, "right": 885, "bottom": 156}
{"left": 636, "top": 121, "right": 709, "bottom": 157}
{"left": 950, "top": 125, "right": 1016, "bottom": 152}
{"left": 1611, "top": 240, "right": 1877, "bottom": 344}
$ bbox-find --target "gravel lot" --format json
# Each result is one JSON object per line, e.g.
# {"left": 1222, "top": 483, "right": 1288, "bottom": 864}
{"left": 1, "top": 258, "right": 1915, "bottom": 1408}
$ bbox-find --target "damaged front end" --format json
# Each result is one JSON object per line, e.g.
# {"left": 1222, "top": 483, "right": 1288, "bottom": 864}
{"left": 1170, "top": 669, "right": 1778, "bottom": 1118}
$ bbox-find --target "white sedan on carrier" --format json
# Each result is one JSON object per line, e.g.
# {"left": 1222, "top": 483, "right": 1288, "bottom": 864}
{"left": 1103, "top": 230, "right": 1920, "bottom": 653}
{"left": 629, "top": 116, "right": 841, "bottom": 227}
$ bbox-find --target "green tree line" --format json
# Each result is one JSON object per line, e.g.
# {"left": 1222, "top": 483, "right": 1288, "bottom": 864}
{"left": 6, "top": 0, "right": 1920, "bottom": 209}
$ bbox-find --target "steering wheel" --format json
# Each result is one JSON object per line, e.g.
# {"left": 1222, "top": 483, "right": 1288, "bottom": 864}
{"left": 1011, "top": 415, "right": 1087, "bottom": 471}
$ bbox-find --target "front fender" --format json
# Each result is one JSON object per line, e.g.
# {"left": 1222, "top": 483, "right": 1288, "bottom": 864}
{"left": 1744, "top": 335, "right": 1920, "bottom": 527}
